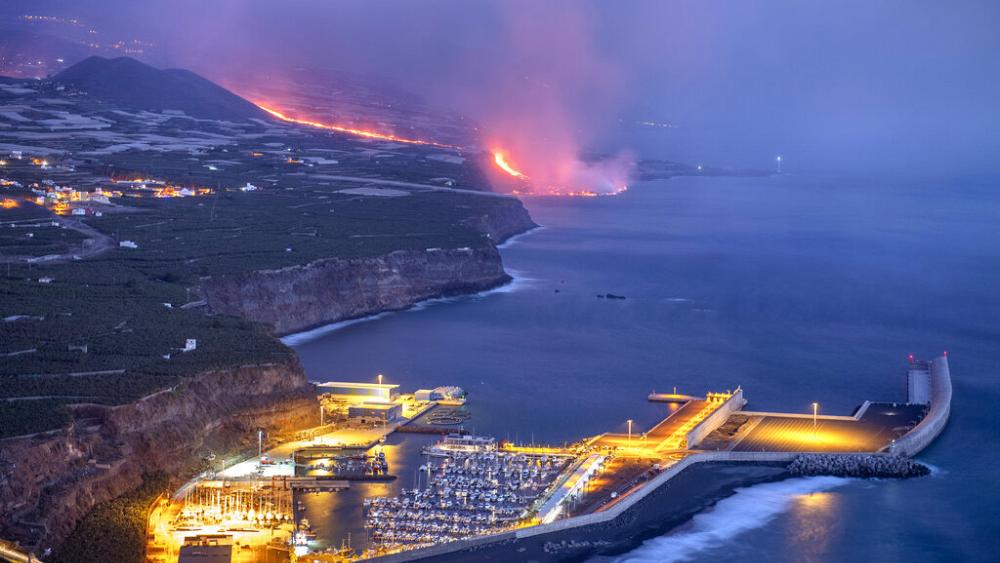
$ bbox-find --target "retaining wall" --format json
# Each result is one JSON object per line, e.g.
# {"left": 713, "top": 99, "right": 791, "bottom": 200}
{"left": 685, "top": 389, "right": 747, "bottom": 447}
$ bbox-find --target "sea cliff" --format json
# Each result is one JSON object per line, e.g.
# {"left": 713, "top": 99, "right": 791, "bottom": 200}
{"left": 200, "top": 245, "right": 511, "bottom": 336}
{"left": 199, "top": 199, "right": 536, "bottom": 336}
{"left": 0, "top": 358, "right": 318, "bottom": 554}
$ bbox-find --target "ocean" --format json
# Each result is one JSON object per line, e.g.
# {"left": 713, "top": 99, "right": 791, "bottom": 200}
{"left": 291, "top": 175, "right": 1000, "bottom": 562}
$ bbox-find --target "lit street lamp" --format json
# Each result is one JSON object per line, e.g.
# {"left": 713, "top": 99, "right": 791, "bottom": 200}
{"left": 377, "top": 373, "right": 383, "bottom": 386}
{"left": 812, "top": 402, "right": 819, "bottom": 431}
{"left": 627, "top": 419, "right": 633, "bottom": 447}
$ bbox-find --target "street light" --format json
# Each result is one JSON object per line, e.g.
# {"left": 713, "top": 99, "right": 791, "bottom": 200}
{"left": 627, "top": 419, "right": 633, "bottom": 447}
{"left": 812, "top": 402, "right": 819, "bottom": 431}
{"left": 377, "top": 373, "right": 383, "bottom": 386}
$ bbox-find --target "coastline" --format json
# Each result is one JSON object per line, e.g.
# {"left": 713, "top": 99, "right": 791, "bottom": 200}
{"left": 281, "top": 227, "right": 544, "bottom": 346}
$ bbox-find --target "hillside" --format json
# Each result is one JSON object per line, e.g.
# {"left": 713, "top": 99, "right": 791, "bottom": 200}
{"left": 53, "top": 56, "right": 268, "bottom": 121}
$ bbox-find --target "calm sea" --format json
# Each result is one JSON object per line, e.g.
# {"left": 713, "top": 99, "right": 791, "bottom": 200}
{"left": 292, "top": 175, "right": 1000, "bottom": 562}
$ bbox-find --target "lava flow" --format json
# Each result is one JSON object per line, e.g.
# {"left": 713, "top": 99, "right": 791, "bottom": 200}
{"left": 254, "top": 102, "right": 458, "bottom": 148}
{"left": 492, "top": 151, "right": 529, "bottom": 180}
{"left": 492, "top": 148, "right": 628, "bottom": 197}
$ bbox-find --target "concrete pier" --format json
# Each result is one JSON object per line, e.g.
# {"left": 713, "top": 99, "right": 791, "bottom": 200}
{"left": 889, "top": 355, "right": 951, "bottom": 457}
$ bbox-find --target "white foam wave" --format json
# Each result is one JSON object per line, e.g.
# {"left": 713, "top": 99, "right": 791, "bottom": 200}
{"left": 281, "top": 270, "right": 536, "bottom": 346}
{"left": 496, "top": 226, "right": 544, "bottom": 249}
{"left": 280, "top": 311, "right": 393, "bottom": 346}
{"left": 611, "top": 476, "right": 851, "bottom": 563}
{"left": 920, "top": 461, "right": 946, "bottom": 477}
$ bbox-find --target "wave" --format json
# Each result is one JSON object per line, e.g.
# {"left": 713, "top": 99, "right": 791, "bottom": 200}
{"left": 609, "top": 476, "right": 851, "bottom": 563}
{"left": 281, "top": 269, "right": 538, "bottom": 346}
{"left": 920, "top": 461, "right": 947, "bottom": 477}
{"left": 496, "top": 226, "right": 544, "bottom": 249}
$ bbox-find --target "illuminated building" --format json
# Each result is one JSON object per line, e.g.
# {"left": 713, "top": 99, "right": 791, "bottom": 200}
{"left": 317, "top": 381, "right": 399, "bottom": 403}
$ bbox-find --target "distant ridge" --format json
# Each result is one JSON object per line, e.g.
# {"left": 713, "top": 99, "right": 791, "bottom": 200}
{"left": 54, "top": 56, "right": 268, "bottom": 121}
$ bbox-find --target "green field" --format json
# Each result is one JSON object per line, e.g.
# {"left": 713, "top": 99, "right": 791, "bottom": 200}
{"left": 0, "top": 76, "right": 527, "bottom": 438}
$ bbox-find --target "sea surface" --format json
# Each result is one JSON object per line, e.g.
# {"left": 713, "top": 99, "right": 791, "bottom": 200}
{"left": 292, "top": 175, "right": 1000, "bottom": 562}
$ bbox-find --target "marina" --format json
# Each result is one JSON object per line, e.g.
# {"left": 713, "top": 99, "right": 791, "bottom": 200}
{"left": 364, "top": 438, "right": 574, "bottom": 552}
{"left": 144, "top": 353, "right": 951, "bottom": 562}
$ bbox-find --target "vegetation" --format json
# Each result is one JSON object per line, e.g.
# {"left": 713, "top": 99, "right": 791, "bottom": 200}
{"left": 50, "top": 473, "right": 168, "bottom": 563}
{"left": 0, "top": 69, "right": 524, "bottom": 438}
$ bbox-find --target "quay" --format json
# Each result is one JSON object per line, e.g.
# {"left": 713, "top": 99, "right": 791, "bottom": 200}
{"left": 144, "top": 355, "right": 951, "bottom": 562}
{"left": 357, "top": 354, "right": 951, "bottom": 563}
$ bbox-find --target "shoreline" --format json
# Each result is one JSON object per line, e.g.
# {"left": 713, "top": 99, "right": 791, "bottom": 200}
{"left": 281, "top": 227, "right": 544, "bottom": 346}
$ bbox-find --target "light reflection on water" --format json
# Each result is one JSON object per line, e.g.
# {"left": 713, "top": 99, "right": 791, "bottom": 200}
{"left": 788, "top": 490, "right": 842, "bottom": 561}
{"left": 295, "top": 433, "right": 436, "bottom": 553}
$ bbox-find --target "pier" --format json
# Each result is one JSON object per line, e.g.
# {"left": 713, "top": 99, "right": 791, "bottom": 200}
{"left": 354, "top": 354, "right": 952, "bottom": 562}
{"left": 145, "top": 355, "right": 951, "bottom": 562}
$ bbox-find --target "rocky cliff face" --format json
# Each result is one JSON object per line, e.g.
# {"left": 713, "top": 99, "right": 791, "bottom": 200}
{"left": 463, "top": 198, "right": 538, "bottom": 243}
{"left": 200, "top": 245, "right": 512, "bottom": 335}
{"left": 0, "top": 358, "right": 317, "bottom": 553}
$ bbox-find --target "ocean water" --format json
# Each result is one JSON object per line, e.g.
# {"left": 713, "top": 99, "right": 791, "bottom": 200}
{"left": 292, "top": 175, "right": 1000, "bottom": 562}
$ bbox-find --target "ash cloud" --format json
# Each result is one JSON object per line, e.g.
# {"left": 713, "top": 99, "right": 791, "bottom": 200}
{"left": 6, "top": 0, "right": 1000, "bottom": 181}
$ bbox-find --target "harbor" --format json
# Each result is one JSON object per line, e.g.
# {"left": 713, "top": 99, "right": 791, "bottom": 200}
{"left": 143, "top": 354, "right": 951, "bottom": 562}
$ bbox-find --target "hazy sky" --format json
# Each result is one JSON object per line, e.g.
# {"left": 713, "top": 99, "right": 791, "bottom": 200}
{"left": 5, "top": 0, "right": 1000, "bottom": 178}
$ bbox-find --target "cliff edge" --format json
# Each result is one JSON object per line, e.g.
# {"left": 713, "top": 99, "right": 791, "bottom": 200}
{"left": 0, "top": 358, "right": 318, "bottom": 554}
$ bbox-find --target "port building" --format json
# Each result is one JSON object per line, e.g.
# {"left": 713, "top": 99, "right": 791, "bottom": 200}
{"left": 317, "top": 381, "right": 399, "bottom": 403}
{"left": 348, "top": 402, "right": 402, "bottom": 423}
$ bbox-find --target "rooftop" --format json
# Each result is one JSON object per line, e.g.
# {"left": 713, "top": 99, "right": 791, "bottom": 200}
{"left": 317, "top": 381, "right": 400, "bottom": 390}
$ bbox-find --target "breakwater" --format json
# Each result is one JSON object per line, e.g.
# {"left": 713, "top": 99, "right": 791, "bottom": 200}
{"left": 889, "top": 356, "right": 952, "bottom": 457}
{"left": 788, "top": 454, "right": 929, "bottom": 478}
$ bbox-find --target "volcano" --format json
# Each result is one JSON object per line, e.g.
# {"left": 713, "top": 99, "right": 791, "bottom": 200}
{"left": 54, "top": 56, "right": 268, "bottom": 121}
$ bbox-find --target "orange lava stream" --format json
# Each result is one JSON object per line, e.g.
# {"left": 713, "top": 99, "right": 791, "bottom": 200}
{"left": 492, "top": 151, "right": 529, "bottom": 180}
{"left": 254, "top": 102, "right": 458, "bottom": 149}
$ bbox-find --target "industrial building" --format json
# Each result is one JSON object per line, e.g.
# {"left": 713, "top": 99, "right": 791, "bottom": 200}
{"left": 177, "top": 534, "right": 232, "bottom": 563}
{"left": 348, "top": 402, "right": 402, "bottom": 424}
{"left": 413, "top": 386, "right": 466, "bottom": 403}
{"left": 318, "top": 381, "right": 399, "bottom": 403}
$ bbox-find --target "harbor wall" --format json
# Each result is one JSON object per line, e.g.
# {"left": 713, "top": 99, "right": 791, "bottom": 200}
{"left": 364, "top": 448, "right": 932, "bottom": 563}
{"left": 364, "top": 451, "right": 797, "bottom": 563}
{"left": 889, "top": 355, "right": 951, "bottom": 457}
{"left": 685, "top": 389, "right": 746, "bottom": 447}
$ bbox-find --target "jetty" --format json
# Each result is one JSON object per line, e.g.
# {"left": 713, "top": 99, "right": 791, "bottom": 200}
{"left": 356, "top": 354, "right": 951, "bottom": 562}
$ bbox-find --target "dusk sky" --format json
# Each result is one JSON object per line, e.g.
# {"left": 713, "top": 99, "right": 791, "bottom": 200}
{"left": 6, "top": 0, "right": 999, "bottom": 177}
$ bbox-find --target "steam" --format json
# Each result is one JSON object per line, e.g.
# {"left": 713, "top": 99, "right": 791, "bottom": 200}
{"left": 476, "top": 3, "right": 635, "bottom": 195}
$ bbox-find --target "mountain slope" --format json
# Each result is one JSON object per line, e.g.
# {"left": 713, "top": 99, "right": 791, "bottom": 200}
{"left": 53, "top": 56, "right": 268, "bottom": 121}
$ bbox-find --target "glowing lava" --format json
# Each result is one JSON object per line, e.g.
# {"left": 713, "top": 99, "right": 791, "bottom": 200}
{"left": 254, "top": 102, "right": 457, "bottom": 148}
{"left": 492, "top": 151, "right": 529, "bottom": 180}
